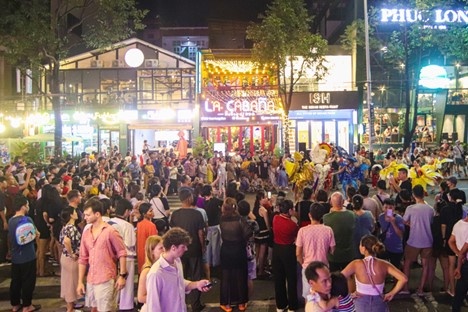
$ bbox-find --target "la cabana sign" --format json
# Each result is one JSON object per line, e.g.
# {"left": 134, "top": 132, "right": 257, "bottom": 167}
{"left": 381, "top": 8, "right": 468, "bottom": 24}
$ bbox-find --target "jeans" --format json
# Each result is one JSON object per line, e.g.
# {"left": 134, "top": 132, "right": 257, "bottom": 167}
{"left": 10, "top": 259, "right": 37, "bottom": 307}
{"left": 453, "top": 261, "right": 468, "bottom": 312}
{"left": 355, "top": 294, "right": 388, "bottom": 312}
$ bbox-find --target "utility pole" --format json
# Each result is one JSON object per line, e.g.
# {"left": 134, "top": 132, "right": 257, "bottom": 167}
{"left": 364, "top": 0, "right": 374, "bottom": 151}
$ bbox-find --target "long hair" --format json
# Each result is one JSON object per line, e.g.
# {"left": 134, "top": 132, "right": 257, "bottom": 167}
{"left": 143, "top": 235, "right": 163, "bottom": 269}
{"left": 253, "top": 190, "right": 265, "bottom": 215}
{"left": 222, "top": 197, "right": 238, "bottom": 217}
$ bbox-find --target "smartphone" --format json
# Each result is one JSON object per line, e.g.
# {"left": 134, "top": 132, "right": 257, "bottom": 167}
{"left": 204, "top": 280, "right": 217, "bottom": 288}
{"left": 386, "top": 209, "right": 393, "bottom": 217}
{"left": 267, "top": 191, "right": 272, "bottom": 199}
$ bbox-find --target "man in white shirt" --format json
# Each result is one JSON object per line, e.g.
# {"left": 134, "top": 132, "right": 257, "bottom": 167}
{"left": 448, "top": 213, "right": 468, "bottom": 312}
{"left": 110, "top": 199, "right": 137, "bottom": 311}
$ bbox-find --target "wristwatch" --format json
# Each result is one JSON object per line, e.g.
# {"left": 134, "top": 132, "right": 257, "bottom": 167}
{"left": 119, "top": 272, "right": 128, "bottom": 279}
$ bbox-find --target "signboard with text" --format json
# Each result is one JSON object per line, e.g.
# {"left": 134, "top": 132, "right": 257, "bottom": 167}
{"left": 290, "top": 91, "right": 359, "bottom": 111}
{"left": 201, "top": 94, "right": 282, "bottom": 122}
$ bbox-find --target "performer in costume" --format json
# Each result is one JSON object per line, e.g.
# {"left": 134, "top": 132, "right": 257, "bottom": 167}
{"left": 175, "top": 130, "right": 188, "bottom": 159}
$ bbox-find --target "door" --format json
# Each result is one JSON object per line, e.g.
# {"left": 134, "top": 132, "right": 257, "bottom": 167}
{"left": 297, "top": 121, "right": 310, "bottom": 149}
{"left": 310, "top": 121, "right": 323, "bottom": 146}
{"left": 338, "top": 120, "right": 350, "bottom": 152}
{"left": 324, "top": 121, "right": 336, "bottom": 144}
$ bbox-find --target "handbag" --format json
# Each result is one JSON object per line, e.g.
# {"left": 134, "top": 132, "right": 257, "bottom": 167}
{"left": 378, "top": 222, "right": 391, "bottom": 243}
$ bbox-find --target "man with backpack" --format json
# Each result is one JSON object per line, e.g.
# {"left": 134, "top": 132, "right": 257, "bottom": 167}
{"left": 9, "top": 195, "right": 41, "bottom": 312}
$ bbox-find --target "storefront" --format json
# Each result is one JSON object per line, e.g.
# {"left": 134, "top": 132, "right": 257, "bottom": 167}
{"left": 200, "top": 93, "right": 281, "bottom": 154}
{"left": 129, "top": 109, "right": 194, "bottom": 152}
{"left": 198, "top": 50, "right": 282, "bottom": 155}
{"left": 289, "top": 91, "right": 359, "bottom": 153}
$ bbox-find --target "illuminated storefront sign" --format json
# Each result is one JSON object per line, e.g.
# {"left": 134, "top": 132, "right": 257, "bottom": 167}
{"left": 419, "top": 65, "right": 450, "bottom": 89}
{"left": 141, "top": 109, "right": 194, "bottom": 123}
{"left": 290, "top": 91, "right": 359, "bottom": 110}
{"left": 201, "top": 96, "right": 282, "bottom": 122}
{"left": 381, "top": 8, "right": 468, "bottom": 24}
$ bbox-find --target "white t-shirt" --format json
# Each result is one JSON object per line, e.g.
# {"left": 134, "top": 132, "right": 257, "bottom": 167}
{"left": 110, "top": 217, "right": 136, "bottom": 257}
{"left": 451, "top": 219, "right": 468, "bottom": 260}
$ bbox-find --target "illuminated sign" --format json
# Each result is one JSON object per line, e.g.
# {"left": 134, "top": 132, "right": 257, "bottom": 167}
{"left": 419, "top": 65, "right": 449, "bottom": 89}
{"left": 381, "top": 8, "right": 468, "bottom": 24}
{"left": 290, "top": 92, "right": 359, "bottom": 110}
{"left": 201, "top": 95, "right": 282, "bottom": 123}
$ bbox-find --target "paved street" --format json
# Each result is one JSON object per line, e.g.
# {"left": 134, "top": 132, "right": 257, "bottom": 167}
{"left": 0, "top": 180, "right": 467, "bottom": 311}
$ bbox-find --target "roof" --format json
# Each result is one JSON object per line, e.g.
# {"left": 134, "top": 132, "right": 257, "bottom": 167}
{"left": 60, "top": 37, "right": 195, "bottom": 67}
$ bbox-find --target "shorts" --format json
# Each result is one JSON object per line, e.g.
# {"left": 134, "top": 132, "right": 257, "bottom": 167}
{"left": 254, "top": 229, "right": 269, "bottom": 244}
{"left": 86, "top": 279, "right": 118, "bottom": 311}
{"left": 455, "top": 158, "right": 465, "bottom": 166}
{"left": 404, "top": 244, "right": 432, "bottom": 262}
{"left": 248, "top": 259, "right": 257, "bottom": 280}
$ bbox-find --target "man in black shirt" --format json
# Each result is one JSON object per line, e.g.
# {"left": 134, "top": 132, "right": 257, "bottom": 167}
{"left": 447, "top": 176, "right": 467, "bottom": 205}
{"left": 170, "top": 188, "right": 206, "bottom": 312}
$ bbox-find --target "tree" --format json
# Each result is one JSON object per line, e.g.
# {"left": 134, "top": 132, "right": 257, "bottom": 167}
{"left": 0, "top": 0, "right": 146, "bottom": 156}
{"left": 246, "top": 0, "right": 328, "bottom": 153}
{"left": 342, "top": 0, "right": 468, "bottom": 148}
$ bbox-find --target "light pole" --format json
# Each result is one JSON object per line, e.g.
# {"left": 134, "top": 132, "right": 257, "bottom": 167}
{"left": 364, "top": 0, "right": 374, "bottom": 151}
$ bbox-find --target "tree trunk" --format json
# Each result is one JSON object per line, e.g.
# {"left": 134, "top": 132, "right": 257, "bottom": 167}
{"left": 50, "top": 63, "right": 62, "bottom": 157}
{"left": 283, "top": 113, "right": 290, "bottom": 155}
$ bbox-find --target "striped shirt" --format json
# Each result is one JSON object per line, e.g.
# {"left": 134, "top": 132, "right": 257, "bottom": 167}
{"left": 333, "top": 294, "right": 355, "bottom": 312}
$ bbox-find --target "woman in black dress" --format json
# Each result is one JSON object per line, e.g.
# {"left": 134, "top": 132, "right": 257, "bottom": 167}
{"left": 219, "top": 197, "right": 252, "bottom": 312}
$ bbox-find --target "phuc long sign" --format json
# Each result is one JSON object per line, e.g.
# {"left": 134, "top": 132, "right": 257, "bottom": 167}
{"left": 381, "top": 8, "right": 468, "bottom": 24}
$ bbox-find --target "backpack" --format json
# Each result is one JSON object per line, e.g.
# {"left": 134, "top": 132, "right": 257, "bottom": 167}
{"left": 15, "top": 216, "right": 36, "bottom": 245}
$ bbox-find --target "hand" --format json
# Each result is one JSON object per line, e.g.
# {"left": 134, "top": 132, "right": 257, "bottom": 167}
{"left": 383, "top": 292, "right": 395, "bottom": 302}
{"left": 454, "top": 268, "right": 461, "bottom": 280}
{"left": 26, "top": 168, "right": 33, "bottom": 175}
{"left": 76, "top": 282, "right": 86, "bottom": 297}
{"left": 196, "top": 279, "right": 211, "bottom": 292}
{"left": 115, "top": 276, "right": 126, "bottom": 290}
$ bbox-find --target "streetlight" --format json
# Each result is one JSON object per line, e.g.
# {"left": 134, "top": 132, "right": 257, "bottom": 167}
{"left": 364, "top": 0, "right": 374, "bottom": 151}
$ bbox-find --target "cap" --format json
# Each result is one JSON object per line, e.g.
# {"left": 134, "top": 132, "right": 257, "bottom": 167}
{"left": 63, "top": 175, "right": 72, "bottom": 182}
{"left": 456, "top": 140, "right": 460, "bottom": 143}
{"left": 131, "top": 156, "right": 137, "bottom": 160}
{"left": 447, "top": 176, "right": 458, "bottom": 185}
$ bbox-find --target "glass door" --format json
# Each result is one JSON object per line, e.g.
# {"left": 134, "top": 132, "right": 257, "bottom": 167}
{"left": 324, "top": 121, "right": 336, "bottom": 144}
{"left": 311, "top": 121, "right": 323, "bottom": 146}
{"left": 297, "top": 121, "right": 310, "bottom": 149}
{"left": 338, "top": 121, "right": 350, "bottom": 151}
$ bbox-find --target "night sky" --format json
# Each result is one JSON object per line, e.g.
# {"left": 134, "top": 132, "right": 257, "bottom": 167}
{"left": 138, "top": 0, "right": 272, "bottom": 26}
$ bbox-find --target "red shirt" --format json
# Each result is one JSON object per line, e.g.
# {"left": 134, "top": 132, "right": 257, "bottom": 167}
{"left": 273, "top": 214, "right": 298, "bottom": 245}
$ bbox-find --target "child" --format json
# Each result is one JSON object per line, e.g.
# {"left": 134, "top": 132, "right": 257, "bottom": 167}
{"left": 331, "top": 272, "right": 355, "bottom": 312}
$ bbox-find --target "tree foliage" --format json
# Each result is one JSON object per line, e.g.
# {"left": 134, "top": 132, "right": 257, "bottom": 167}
{"left": 0, "top": 0, "right": 147, "bottom": 156}
{"left": 341, "top": 0, "right": 468, "bottom": 148}
{"left": 246, "top": 0, "right": 328, "bottom": 153}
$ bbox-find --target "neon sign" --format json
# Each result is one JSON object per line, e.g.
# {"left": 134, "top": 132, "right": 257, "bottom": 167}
{"left": 204, "top": 98, "right": 278, "bottom": 114}
{"left": 201, "top": 96, "right": 282, "bottom": 122}
{"left": 381, "top": 8, "right": 468, "bottom": 24}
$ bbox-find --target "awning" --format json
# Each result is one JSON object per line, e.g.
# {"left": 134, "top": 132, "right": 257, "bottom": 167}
{"left": 128, "top": 123, "right": 192, "bottom": 130}
{"left": 23, "top": 133, "right": 83, "bottom": 143}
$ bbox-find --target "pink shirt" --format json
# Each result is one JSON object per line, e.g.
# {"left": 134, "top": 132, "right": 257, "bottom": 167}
{"left": 79, "top": 222, "right": 127, "bottom": 285}
{"left": 296, "top": 224, "right": 335, "bottom": 268}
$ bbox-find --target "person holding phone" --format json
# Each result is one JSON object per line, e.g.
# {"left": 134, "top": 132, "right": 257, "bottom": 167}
{"left": 378, "top": 198, "right": 405, "bottom": 269}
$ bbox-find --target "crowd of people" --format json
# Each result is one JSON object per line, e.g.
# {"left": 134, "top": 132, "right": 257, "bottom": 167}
{"left": 0, "top": 137, "right": 467, "bottom": 312}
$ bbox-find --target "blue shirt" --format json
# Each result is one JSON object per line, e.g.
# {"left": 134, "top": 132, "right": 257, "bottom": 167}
{"left": 8, "top": 215, "right": 36, "bottom": 264}
{"left": 379, "top": 213, "right": 405, "bottom": 253}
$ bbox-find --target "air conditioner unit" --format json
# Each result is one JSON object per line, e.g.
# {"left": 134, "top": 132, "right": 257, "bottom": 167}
{"left": 112, "top": 60, "right": 125, "bottom": 68}
{"left": 144, "top": 59, "right": 159, "bottom": 68}
{"left": 90, "top": 60, "right": 103, "bottom": 68}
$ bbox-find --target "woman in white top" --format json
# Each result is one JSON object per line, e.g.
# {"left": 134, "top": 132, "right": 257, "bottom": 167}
{"left": 341, "top": 235, "right": 407, "bottom": 312}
